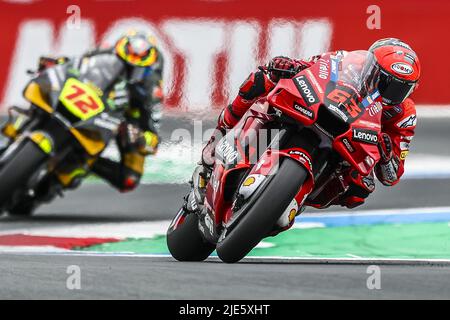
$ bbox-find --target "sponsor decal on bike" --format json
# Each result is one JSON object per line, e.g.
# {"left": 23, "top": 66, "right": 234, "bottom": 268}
{"left": 293, "top": 102, "right": 315, "bottom": 119}
{"left": 330, "top": 58, "right": 339, "bottom": 82}
{"left": 362, "top": 91, "right": 380, "bottom": 109}
{"left": 371, "top": 91, "right": 381, "bottom": 100}
{"left": 342, "top": 138, "right": 355, "bottom": 153}
{"left": 318, "top": 59, "right": 330, "bottom": 80}
{"left": 391, "top": 62, "right": 414, "bottom": 75}
{"left": 293, "top": 75, "right": 319, "bottom": 107}
{"left": 59, "top": 78, "right": 105, "bottom": 121}
{"left": 243, "top": 176, "right": 255, "bottom": 187}
{"left": 276, "top": 198, "right": 299, "bottom": 229}
{"left": 397, "top": 115, "right": 417, "bottom": 128}
{"left": 368, "top": 101, "right": 383, "bottom": 117}
{"left": 216, "top": 139, "right": 238, "bottom": 163}
{"left": 239, "top": 174, "right": 266, "bottom": 200}
{"left": 328, "top": 104, "right": 349, "bottom": 122}
{"left": 352, "top": 128, "right": 378, "bottom": 145}
{"left": 288, "top": 150, "right": 313, "bottom": 170}
{"left": 357, "top": 119, "right": 381, "bottom": 129}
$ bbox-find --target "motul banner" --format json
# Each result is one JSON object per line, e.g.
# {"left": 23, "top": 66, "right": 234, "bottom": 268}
{"left": 0, "top": 0, "right": 448, "bottom": 111}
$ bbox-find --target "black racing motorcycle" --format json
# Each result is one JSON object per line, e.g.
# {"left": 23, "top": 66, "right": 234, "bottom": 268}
{"left": 0, "top": 55, "right": 126, "bottom": 216}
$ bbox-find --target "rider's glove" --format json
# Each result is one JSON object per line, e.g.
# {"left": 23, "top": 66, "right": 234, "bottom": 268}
{"left": 376, "top": 133, "right": 399, "bottom": 186}
{"left": 140, "top": 130, "right": 159, "bottom": 155}
{"left": 108, "top": 81, "right": 130, "bottom": 111}
{"left": 375, "top": 156, "right": 400, "bottom": 186}
{"left": 118, "top": 123, "right": 159, "bottom": 156}
{"left": 266, "top": 56, "right": 301, "bottom": 82}
{"left": 378, "top": 132, "right": 393, "bottom": 163}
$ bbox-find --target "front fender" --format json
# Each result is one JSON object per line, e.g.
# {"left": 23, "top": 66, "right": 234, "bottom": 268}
{"left": 238, "top": 147, "right": 315, "bottom": 201}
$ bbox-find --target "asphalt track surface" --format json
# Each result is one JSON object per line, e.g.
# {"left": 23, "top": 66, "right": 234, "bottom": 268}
{"left": 2, "top": 254, "right": 450, "bottom": 299}
{"left": 0, "top": 117, "right": 449, "bottom": 299}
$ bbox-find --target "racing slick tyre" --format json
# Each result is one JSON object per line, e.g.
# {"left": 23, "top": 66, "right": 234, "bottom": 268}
{"left": 0, "top": 140, "right": 47, "bottom": 211}
{"left": 167, "top": 209, "right": 216, "bottom": 261}
{"left": 7, "top": 198, "right": 35, "bottom": 216}
{"left": 216, "top": 158, "right": 308, "bottom": 263}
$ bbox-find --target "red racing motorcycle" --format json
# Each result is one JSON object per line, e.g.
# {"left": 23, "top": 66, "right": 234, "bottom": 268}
{"left": 167, "top": 50, "right": 383, "bottom": 263}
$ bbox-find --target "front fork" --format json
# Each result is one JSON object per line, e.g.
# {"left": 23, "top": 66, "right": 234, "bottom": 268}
{"left": 184, "top": 165, "right": 210, "bottom": 213}
{"left": 1, "top": 106, "right": 39, "bottom": 141}
{"left": 182, "top": 164, "right": 222, "bottom": 243}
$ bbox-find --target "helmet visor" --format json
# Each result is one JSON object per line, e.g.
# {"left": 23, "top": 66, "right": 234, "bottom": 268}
{"left": 378, "top": 70, "right": 416, "bottom": 105}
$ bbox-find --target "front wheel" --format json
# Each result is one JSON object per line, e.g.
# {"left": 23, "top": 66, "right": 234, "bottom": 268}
{"left": 167, "top": 208, "right": 216, "bottom": 261}
{"left": 216, "top": 158, "right": 308, "bottom": 263}
{"left": 0, "top": 140, "right": 48, "bottom": 211}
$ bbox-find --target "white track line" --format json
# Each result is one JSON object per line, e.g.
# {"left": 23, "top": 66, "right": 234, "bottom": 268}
{"left": 1, "top": 251, "right": 449, "bottom": 265}
{"left": 302, "top": 206, "right": 450, "bottom": 218}
{"left": 0, "top": 221, "right": 170, "bottom": 238}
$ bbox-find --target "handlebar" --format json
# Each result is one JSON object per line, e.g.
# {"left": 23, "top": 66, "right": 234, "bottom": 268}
{"left": 258, "top": 66, "right": 298, "bottom": 77}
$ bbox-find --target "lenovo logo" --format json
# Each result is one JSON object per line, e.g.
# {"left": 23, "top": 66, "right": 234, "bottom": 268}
{"left": 352, "top": 128, "right": 378, "bottom": 145}
{"left": 294, "top": 75, "right": 319, "bottom": 106}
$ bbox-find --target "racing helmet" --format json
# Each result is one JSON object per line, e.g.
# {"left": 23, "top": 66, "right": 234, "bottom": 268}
{"left": 369, "top": 38, "right": 421, "bottom": 105}
{"left": 114, "top": 31, "right": 158, "bottom": 68}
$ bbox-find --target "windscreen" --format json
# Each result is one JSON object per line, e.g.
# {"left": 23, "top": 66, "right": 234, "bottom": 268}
{"left": 77, "top": 54, "right": 125, "bottom": 92}
{"left": 332, "top": 50, "right": 379, "bottom": 101}
{"left": 324, "top": 50, "right": 380, "bottom": 123}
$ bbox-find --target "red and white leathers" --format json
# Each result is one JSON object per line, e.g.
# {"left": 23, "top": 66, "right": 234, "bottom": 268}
{"left": 203, "top": 53, "right": 417, "bottom": 209}
{"left": 376, "top": 98, "right": 416, "bottom": 185}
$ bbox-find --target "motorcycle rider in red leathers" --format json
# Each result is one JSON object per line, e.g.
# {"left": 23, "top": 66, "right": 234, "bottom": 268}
{"left": 190, "top": 38, "right": 421, "bottom": 232}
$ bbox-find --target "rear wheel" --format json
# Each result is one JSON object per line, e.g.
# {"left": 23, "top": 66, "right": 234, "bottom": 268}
{"left": 7, "top": 198, "right": 36, "bottom": 216}
{"left": 0, "top": 140, "right": 47, "bottom": 211}
{"left": 167, "top": 209, "right": 215, "bottom": 261}
{"left": 216, "top": 158, "right": 308, "bottom": 263}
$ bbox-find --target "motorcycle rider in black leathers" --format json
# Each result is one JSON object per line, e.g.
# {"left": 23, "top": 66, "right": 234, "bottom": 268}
{"left": 25, "top": 31, "right": 164, "bottom": 192}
